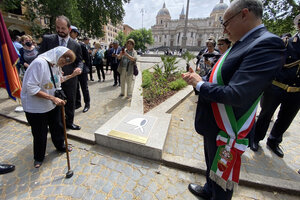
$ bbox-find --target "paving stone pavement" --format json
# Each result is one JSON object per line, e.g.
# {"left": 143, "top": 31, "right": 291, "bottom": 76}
{"left": 0, "top": 57, "right": 300, "bottom": 199}
{"left": 1, "top": 116, "right": 299, "bottom": 200}
{"left": 164, "top": 93, "right": 300, "bottom": 192}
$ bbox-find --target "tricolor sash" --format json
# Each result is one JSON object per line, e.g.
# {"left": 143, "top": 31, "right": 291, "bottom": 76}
{"left": 208, "top": 48, "right": 261, "bottom": 191}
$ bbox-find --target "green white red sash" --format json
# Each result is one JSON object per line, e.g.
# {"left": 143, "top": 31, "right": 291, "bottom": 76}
{"left": 208, "top": 48, "right": 261, "bottom": 191}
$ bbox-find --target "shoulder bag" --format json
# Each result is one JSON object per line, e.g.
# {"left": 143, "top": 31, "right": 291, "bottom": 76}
{"left": 47, "top": 62, "right": 67, "bottom": 101}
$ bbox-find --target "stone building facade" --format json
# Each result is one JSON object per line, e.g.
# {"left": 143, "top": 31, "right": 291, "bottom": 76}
{"left": 151, "top": 0, "right": 228, "bottom": 51}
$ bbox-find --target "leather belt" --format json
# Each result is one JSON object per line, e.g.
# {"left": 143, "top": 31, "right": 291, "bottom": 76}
{"left": 272, "top": 80, "right": 300, "bottom": 92}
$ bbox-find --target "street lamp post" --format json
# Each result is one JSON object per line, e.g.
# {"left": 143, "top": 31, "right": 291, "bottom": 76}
{"left": 141, "top": 8, "right": 145, "bottom": 29}
{"left": 181, "top": 0, "right": 190, "bottom": 50}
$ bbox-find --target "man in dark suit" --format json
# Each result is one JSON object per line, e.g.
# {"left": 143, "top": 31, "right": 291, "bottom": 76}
{"left": 83, "top": 37, "right": 94, "bottom": 81}
{"left": 39, "top": 15, "right": 83, "bottom": 130}
{"left": 182, "top": 0, "right": 285, "bottom": 199}
{"left": 251, "top": 14, "right": 300, "bottom": 157}
{"left": 69, "top": 26, "right": 91, "bottom": 113}
{"left": 110, "top": 40, "right": 121, "bottom": 86}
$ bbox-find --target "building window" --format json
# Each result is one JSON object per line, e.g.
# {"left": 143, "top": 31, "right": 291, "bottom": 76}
{"left": 165, "top": 35, "right": 167, "bottom": 38}
{"left": 161, "top": 20, "right": 163, "bottom": 24}
{"left": 191, "top": 32, "right": 193, "bottom": 37}
{"left": 159, "top": 37, "right": 161, "bottom": 43}
{"left": 44, "top": 18, "right": 49, "bottom": 24}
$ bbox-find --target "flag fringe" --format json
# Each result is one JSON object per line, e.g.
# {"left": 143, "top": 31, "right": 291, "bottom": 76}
{"left": 209, "top": 170, "right": 238, "bottom": 191}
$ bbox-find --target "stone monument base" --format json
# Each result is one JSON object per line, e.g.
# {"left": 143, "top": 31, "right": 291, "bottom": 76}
{"left": 94, "top": 106, "right": 171, "bottom": 160}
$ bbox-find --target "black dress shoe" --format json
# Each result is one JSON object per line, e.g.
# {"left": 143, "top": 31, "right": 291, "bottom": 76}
{"left": 267, "top": 140, "right": 284, "bottom": 158}
{"left": 90, "top": 78, "right": 94, "bottom": 81}
{"left": 83, "top": 105, "right": 90, "bottom": 113}
{"left": 188, "top": 183, "right": 211, "bottom": 199}
{"left": 0, "top": 164, "right": 15, "bottom": 174}
{"left": 66, "top": 124, "right": 81, "bottom": 130}
{"left": 113, "top": 83, "right": 117, "bottom": 86}
{"left": 250, "top": 141, "right": 259, "bottom": 152}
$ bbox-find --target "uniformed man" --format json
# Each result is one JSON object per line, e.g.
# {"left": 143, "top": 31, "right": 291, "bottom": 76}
{"left": 251, "top": 14, "right": 300, "bottom": 158}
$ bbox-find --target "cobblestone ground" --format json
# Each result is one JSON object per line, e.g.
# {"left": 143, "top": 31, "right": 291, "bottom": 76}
{"left": 164, "top": 93, "right": 300, "bottom": 183}
{"left": 73, "top": 72, "right": 130, "bottom": 134}
{"left": 0, "top": 116, "right": 299, "bottom": 200}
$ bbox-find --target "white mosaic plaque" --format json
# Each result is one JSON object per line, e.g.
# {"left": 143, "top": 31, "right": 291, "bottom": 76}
{"left": 108, "top": 113, "right": 157, "bottom": 144}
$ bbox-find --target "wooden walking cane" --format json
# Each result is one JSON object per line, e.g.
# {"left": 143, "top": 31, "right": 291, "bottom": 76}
{"left": 61, "top": 105, "right": 74, "bottom": 178}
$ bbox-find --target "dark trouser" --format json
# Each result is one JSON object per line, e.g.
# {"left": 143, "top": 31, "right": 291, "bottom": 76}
{"left": 254, "top": 85, "right": 300, "bottom": 144}
{"left": 106, "top": 58, "right": 111, "bottom": 72}
{"left": 25, "top": 106, "right": 65, "bottom": 162}
{"left": 111, "top": 62, "right": 120, "bottom": 84}
{"left": 76, "top": 72, "right": 90, "bottom": 107}
{"left": 62, "top": 78, "right": 77, "bottom": 126}
{"left": 96, "top": 63, "right": 105, "bottom": 81}
{"left": 203, "top": 135, "right": 233, "bottom": 200}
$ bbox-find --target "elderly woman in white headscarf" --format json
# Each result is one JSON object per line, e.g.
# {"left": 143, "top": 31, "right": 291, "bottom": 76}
{"left": 21, "top": 46, "right": 79, "bottom": 168}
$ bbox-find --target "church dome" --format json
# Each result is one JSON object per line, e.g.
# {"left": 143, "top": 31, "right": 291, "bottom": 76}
{"left": 157, "top": 3, "right": 170, "bottom": 17}
{"left": 211, "top": 0, "right": 228, "bottom": 13}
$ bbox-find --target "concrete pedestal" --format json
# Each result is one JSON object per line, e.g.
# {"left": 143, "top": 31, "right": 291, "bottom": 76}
{"left": 95, "top": 107, "right": 171, "bottom": 160}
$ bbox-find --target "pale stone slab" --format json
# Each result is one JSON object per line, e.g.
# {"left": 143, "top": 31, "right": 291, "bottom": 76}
{"left": 95, "top": 107, "right": 171, "bottom": 160}
{"left": 109, "top": 113, "right": 157, "bottom": 144}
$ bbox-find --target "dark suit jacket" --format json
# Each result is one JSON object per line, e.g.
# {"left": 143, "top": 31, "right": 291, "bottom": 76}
{"left": 195, "top": 27, "right": 286, "bottom": 139}
{"left": 38, "top": 34, "right": 83, "bottom": 86}
{"left": 79, "top": 42, "right": 90, "bottom": 74}
{"left": 110, "top": 47, "right": 121, "bottom": 64}
{"left": 275, "top": 34, "right": 300, "bottom": 87}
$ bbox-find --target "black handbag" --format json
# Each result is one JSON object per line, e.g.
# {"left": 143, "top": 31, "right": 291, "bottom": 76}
{"left": 48, "top": 62, "right": 67, "bottom": 101}
{"left": 133, "top": 64, "right": 138, "bottom": 76}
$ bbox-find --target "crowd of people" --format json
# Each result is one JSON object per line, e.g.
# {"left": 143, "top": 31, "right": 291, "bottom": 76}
{"left": 5, "top": 15, "right": 138, "bottom": 170}
{"left": 2, "top": 0, "right": 299, "bottom": 199}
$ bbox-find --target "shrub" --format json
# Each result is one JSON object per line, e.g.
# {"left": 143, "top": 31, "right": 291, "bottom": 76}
{"left": 141, "top": 70, "right": 153, "bottom": 88}
{"left": 160, "top": 55, "right": 179, "bottom": 78}
{"left": 169, "top": 77, "right": 187, "bottom": 90}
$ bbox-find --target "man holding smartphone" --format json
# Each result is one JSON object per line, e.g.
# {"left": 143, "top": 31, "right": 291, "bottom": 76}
{"left": 110, "top": 40, "right": 121, "bottom": 86}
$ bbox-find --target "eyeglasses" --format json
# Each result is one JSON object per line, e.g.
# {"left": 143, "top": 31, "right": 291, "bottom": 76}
{"left": 217, "top": 43, "right": 224, "bottom": 46}
{"left": 221, "top": 11, "right": 241, "bottom": 29}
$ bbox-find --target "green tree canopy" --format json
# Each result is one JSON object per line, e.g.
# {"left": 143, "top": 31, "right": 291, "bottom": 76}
{"left": 1, "top": 0, "right": 130, "bottom": 38}
{"left": 262, "top": 0, "right": 300, "bottom": 36}
{"left": 228, "top": 0, "right": 299, "bottom": 36}
{"left": 126, "top": 28, "right": 154, "bottom": 51}
{"left": 115, "top": 31, "right": 127, "bottom": 47}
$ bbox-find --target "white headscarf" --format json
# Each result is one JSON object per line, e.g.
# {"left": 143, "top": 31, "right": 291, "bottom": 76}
{"left": 38, "top": 46, "right": 69, "bottom": 65}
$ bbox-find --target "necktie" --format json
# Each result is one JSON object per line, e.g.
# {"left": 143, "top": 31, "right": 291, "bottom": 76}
{"left": 114, "top": 49, "right": 117, "bottom": 63}
{"left": 61, "top": 39, "right": 66, "bottom": 47}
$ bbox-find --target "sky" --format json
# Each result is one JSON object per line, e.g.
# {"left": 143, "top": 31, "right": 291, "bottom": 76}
{"left": 123, "top": 0, "right": 231, "bottom": 30}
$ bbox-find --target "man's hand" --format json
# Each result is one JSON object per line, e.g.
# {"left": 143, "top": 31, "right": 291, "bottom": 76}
{"left": 181, "top": 67, "right": 203, "bottom": 88}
